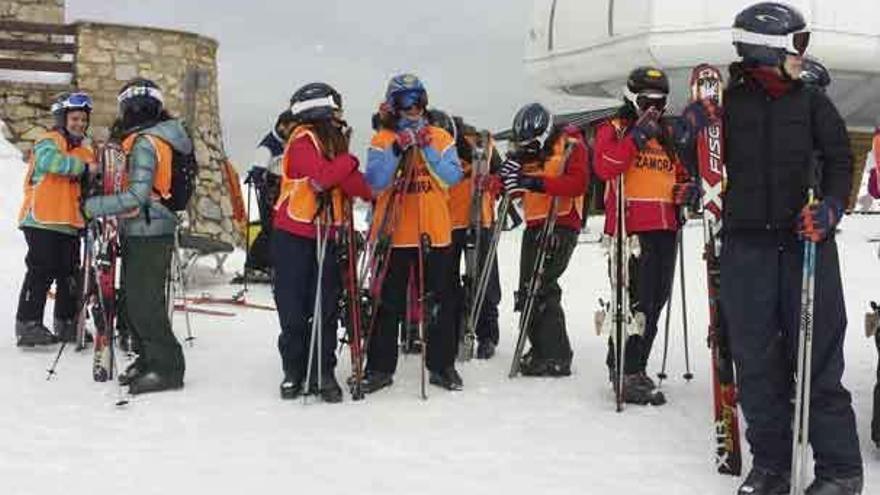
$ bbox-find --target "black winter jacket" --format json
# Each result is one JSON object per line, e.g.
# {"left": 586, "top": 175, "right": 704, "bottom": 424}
{"left": 723, "top": 68, "right": 852, "bottom": 232}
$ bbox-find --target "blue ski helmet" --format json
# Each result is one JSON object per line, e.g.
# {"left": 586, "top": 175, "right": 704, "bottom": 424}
{"left": 51, "top": 91, "right": 93, "bottom": 129}
{"left": 385, "top": 73, "right": 428, "bottom": 112}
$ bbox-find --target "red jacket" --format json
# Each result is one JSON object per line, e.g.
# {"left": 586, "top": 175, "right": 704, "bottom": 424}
{"left": 274, "top": 134, "right": 372, "bottom": 239}
{"left": 593, "top": 118, "right": 687, "bottom": 235}
{"left": 524, "top": 136, "right": 589, "bottom": 231}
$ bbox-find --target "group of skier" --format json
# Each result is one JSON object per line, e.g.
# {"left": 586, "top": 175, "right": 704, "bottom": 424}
{"left": 11, "top": 1, "right": 873, "bottom": 493}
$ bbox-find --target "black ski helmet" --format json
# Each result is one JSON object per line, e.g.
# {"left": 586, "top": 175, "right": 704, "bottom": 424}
{"left": 427, "top": 108, "right": 457, "bottom": 141}
{"left": 511, "top": 103, "right": 552, "bottom": 147}
{"left": 624, "top": 66, "right": 670, "bottom": 114}
{"left": 800, "top": 57, "right": 831, "bottom": 90}
{"left": 51, "top": 91, "right": 93, "bottom": 129}
{"left": 289, "top": 82, "right": 342, "bottom": 123}
{"left": 733, "top": 2, "right": 810, "bottom": 67}
{"left": 118, "top": 78, "right": 164, "bottom": 128}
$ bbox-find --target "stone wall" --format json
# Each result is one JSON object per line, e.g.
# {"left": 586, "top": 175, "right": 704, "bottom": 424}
{"left": 0, "top": 81, "right": 72, "bottom": 151}
{"left": 0, "top": 0, "right": 64, "bottom": 23}
{"left": 74, "top": 21, "right": 240, "bottom": 247}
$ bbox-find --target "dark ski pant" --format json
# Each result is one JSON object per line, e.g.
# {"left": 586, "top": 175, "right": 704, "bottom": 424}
{"left": 605, "top": 230, "right": 677, "bottom": 375}
{"left": 873, "top": 331, "right": 880, "bottom": 446}
{"left": 272, "top": 230, "right": 340, "bottom": 380}
{"left": 721, "top": 231, "right": 862, "bottom": 480}
{"left": 17, "top": 227, "right": 80, "bottom": 323}
{"left": 122, "top": 236, "right": 184, "bottom": 380}
{"left": 247, "top": 172, "right": 280, "bottom": 272}
{"left": 366, "top": 245, "right": 454, "bottom": 374}
{"left": 449, "top": 227, "right": 501, "bottom": 346}
{"left": 517, "top": 226, "right": 577, "bottom": 361}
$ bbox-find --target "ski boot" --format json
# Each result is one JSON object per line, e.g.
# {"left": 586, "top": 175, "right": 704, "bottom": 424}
{"left": 521, "top": 356, "right": 572, "bottom": 377}
{"left": 128, "top": 371, "right": 184, "bottom": 395}
{"left": 360, "top": 370, "right": 394, "bottom": 394}
{"left": 621, "top": 372, "right": 666, "bottom": 405}
{"left": 118, "top": 358, "right": 148, "bottom": 386}
{"left": 737, "top": 467, "right": 790, "bottom": 495}
{"left": 15, "top": 320, "right": 56, "bottom": 347}
{"left": 476, "top": 340, "right": 496, "bottom": 360}
{"left": 805, "top": 475, "right": 863, "bottom": 495}
{"left": 429, "top": 366, "right": 463, "bottom": 391}
{"left": 280, "top": 374, "right": 304, "bottom": 400}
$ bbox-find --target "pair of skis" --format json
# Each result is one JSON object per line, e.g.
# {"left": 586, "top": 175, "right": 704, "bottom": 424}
{"left": 458, "top": 131, "right": 491, "bottom": 361}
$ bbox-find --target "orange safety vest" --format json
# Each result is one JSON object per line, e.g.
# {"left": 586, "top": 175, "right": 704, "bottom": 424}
{"left": 611, "top": 118, "right": 675, "bottom": 204}
{"left": 448, "top": 139, "right": 495, "bottom": 229}
{"left": 523, "top": 136, "right": 584, "bottom": 222}
{"left": 274, "top": 126, "right": 345, "bottom": 226}
{"left": 369, "top": 126, "right": 455, "bottom": 248}
{"left": 18, "top": 131, "right": 94, "bottom": 229}
{"left": 121, "top": 132, "right": 173, "bottom": 201}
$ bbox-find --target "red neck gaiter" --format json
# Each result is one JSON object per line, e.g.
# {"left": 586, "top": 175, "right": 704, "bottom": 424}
{"left": 746, "top": 66, "right": 794, "bottom": 99}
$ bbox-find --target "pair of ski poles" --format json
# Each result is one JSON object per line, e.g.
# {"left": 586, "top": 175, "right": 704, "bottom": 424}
{"left": 657, "top": 228, "right": 694, "bottom": 386}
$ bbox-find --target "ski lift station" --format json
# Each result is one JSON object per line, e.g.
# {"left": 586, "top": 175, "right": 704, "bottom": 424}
{"left": 525, "top": 0, "right": 880, "bottom": 131}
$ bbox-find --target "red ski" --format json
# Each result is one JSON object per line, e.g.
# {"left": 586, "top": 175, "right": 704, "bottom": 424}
{"left": 173, "top": 303, "right": 236, "bottom": 317}
{"left": 179, "top": 294, "right": 275, "bottom": 311}
{"left": 690, "top": 63, "right": 742, "bottom": 476}
{"left": 338, "top": 197, "right": 366, "bottom": 400}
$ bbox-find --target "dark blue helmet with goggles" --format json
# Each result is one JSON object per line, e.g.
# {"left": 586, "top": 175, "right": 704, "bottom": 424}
{"left": 733, "top": 2, "right": 810, "bottom": 67}
{"left": 385, "top": 73, "right": 428, "bottom": 112}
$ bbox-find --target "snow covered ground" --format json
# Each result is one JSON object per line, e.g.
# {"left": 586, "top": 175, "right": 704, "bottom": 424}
{"left": 1, "top": 132, "right": 879, "bottom": 494}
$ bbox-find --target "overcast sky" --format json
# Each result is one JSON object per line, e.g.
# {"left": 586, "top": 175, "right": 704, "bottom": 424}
{"left": 67, "top": 0, "right": 605, "bottom": 166}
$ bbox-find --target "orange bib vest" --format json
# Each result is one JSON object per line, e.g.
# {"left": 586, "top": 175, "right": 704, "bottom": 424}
{"left": 370, "top": 127, "right": 455, "bottom": 248}
{"left": 448, "top": 140, "right": 495, "bottom": 229}
{"left": 18, "top": 131, "right": 94, "bottom": 229}
{"left": 611, "top": 118, "right": 675, "bottom": 204}
{"left": 121, "top": 132, "right": 173, "bottom": 202}
{"left": 275, "top": 126, "right": 345, "bottom": 226}
{"left": 523, "top": 136, "right": 584, "bottom": 222}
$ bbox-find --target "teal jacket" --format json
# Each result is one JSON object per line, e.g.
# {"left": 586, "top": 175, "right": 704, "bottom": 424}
{"left": 19, "top": 132, "right": 90, "bottom": 236}
{"left": 84, "top": 119, "right": 192, "bottom": 237}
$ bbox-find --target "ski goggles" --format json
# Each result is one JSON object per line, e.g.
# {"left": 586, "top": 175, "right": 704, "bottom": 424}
{"left": 117, "top": 85, "right": 165, "bottom": 105}
{"left": 52, "top": 92, "right": 93, "bottom": 113}
{"left": 624, "top": 87, "right": 668, "bottom": 113}
{"left": 393, "top": 90, "right": 425, "bottom": 112}
{"left": 732, "top": 29, "right": 811, "bottom": 56}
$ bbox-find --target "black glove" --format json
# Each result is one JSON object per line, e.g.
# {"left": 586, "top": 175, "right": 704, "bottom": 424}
{"left": 630, "top": 107, "right": 662, "bottom": 150}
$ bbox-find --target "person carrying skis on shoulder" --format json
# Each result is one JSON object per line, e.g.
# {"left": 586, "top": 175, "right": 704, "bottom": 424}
{"left": 83, "top": 78, "right": 192, "bottom": 395}
{"left": 16, "top": 92, "right": 98, "bottom": 347}
{"left": 593, "top": 66, "right": 702, "bottom": 405}
{"left": 723, "top": 3, "right": 862, "bottom": 494}
{"left": 499, "top": 103, "right": 588, "bottom": 377}
{"left": 361, "top": 73, "right": 463, "bottom": 393}
{"left": 272, "top": 82, "right": 372, "bottom": 402}
{"left": 240, "top": 109, "right": 298, "bottom": 281}
{"left": 439, "top": 112, "right": 504, "bottom": 360}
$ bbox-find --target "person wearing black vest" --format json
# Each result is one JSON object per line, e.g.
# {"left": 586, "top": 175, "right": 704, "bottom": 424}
{"left": 723, "top": 4, "right": 862, "bottom": 494}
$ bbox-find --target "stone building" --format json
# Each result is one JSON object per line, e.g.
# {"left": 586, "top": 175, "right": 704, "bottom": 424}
{"left": 0, "top": 0, "right": 242, "bottom": 248}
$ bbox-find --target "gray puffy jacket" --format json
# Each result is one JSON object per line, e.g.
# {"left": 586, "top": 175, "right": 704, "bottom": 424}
{"left": 84, "top": 119, "right": 193, "bottom": 237}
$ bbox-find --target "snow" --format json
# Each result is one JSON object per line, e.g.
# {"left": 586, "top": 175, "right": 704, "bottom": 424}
{"left": 1, "top": 127, "right": 879, "bottom": 494}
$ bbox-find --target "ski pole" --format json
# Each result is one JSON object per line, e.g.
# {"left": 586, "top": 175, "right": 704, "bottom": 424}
{"left": 657, "top": 280, "right": 673, "bottom": 385}
{"left": 418, "top": 234, "right": 430, "bottom": 400}
{"left": 790, "top": 198, "right": 818, "bottom": 495}
{"left": 241, "top": 174, "right": 254, "bottom": 298}
{"left": 304, "top": 213, "right": 330, "bottom": 404}
{"left": 679, "top": 227, "right": 693, "bottom": 381}
{"left": 173, "top": 225, "right": 194, "bottom": 346}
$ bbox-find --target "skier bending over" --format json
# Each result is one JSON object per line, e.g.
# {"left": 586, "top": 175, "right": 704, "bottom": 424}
{"left": 724, "top": 3, "right": 862, "bottom": 494}
{"left": 16, "top": 92, "right": 98, "bottom": 347}
{"left": 499, "top": 103, "right": 588, "bottom": 377}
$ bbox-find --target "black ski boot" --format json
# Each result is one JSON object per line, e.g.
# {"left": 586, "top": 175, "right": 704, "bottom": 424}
{"left": 361, "top": 370, "right": 394, "bottom": 394}
{"left": 128, "top": 371, "right": 184, "bottom": 395}
{"left": 429, "top": 366, "right": 463, "bottom": 391}
{"left": 15, "top": 320, "right": 56, "bottom": 347}
{"left": 118, "top": 358, "right": 147, "bottom": 386}
{"left": 521, "top": 354, "right": 572, "bottom": 377}
{"left": 280, "top": 374, "right": 304, "bottom": 400}
{"left": 53, "top": 318, "right": 78, "bottom": 343}
{"left": 476, "top": 340, "right": 496, "bottom": 360}
{"left": 318, "top": 373, "right": 343, "bottom": 403}
{"left": 805, "top": 475, "right": 863, "bottom": 495}
{"left": 622, "top": 373, "right": 666, "bottom": 405}
{"left": 737, "top": 467, "right": 790, "bottom": 495}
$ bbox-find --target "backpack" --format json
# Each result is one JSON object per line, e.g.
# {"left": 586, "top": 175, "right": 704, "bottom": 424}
{"left": 161, "top": 145, "right": 198, "bottom": 212}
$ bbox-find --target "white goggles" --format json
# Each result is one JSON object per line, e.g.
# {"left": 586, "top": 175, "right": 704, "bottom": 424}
{"left": 732, "top": 28, "right": 811, "bottom": 56}
{"left": 117, "top": 85, "right": 165, "bottom": 105}
{"left": 290, "top": 95, "right": 341, "bottom": 116}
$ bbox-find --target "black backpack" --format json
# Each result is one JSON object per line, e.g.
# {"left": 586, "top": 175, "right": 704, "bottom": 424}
{"left": 161, "top": 145, "right": 198, "bottom": 212}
